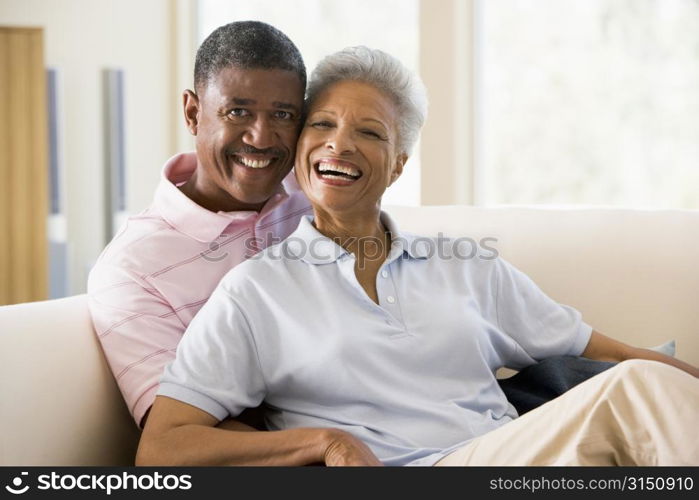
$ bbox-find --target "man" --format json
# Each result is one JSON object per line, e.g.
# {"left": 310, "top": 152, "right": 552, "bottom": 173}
{"left": 88, "top": 21, "right": 312, "bottom": 429}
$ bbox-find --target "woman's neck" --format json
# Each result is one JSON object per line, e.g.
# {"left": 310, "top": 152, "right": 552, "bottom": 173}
{"left": 312, "top": 207, "right": 389, "bottom": 261}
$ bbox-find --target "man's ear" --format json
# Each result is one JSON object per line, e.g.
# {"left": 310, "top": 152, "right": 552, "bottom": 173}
{"left": 389, "top": 153, "right": 407, "bottom": 186}
{"left": 183, "top": 89, "right": 200, "bottom": 135}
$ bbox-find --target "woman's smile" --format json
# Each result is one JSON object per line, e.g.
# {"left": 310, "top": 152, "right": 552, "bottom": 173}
{"left": 313, "top": 158, "right": 364, "bottom": 186}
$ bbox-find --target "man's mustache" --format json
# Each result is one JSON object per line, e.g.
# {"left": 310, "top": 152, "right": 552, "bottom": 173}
{"left": 228, "top": 146, "right": 285, "bottom": 157}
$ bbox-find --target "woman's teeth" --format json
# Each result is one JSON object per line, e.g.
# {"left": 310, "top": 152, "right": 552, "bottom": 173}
{"left": 317, "top": 162, "right": 361, "bottom": 179}
{"left": 237, "top": 156, "right": 272, "bottom": 169}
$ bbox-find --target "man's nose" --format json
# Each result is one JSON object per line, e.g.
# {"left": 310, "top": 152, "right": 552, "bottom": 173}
{"left": 325, "top": 127, "right": 356, "bottom": 155}
{"left": 242, "top": 117, "right": 275, "bottom": 149}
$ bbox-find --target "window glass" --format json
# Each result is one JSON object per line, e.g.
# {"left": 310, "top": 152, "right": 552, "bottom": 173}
{"left": 478, "top": 0, "right": 699, "bottom": 208}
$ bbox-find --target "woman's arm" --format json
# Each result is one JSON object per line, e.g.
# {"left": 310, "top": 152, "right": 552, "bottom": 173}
{"left": 135, "top": 395, "right": 383, "bottom": 466}
{"left": 582, "top": 329, "right": 699, "bottom": 378}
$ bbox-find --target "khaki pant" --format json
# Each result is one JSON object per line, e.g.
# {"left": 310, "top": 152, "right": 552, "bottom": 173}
{"left": 436, "top": 360, "right": 699, "bottom": 466}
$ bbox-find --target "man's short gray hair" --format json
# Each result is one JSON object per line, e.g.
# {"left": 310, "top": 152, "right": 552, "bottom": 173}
{"left": 306, "top": 46, "right": 428, "bottom": 155}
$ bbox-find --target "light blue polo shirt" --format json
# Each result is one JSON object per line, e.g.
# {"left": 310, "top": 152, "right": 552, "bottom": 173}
{"left": 159, "top": 213, "right": 592, "bottom": 466}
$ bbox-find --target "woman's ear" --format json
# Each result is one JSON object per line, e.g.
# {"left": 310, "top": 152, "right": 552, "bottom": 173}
{"left": 183, "top": 90, "right": 200, "bottom": 135}
{"left": 389, "top": 153, "right": 408, "bottom": 186}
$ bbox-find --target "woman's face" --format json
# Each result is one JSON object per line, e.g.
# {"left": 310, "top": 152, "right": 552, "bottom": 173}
{"left": 295, "top": 80, "right": 407, "bottom": 215}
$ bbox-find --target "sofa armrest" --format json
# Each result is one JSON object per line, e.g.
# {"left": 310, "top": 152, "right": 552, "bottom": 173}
{"left": 0, "top": 294, "right": 140, "bottom": 465}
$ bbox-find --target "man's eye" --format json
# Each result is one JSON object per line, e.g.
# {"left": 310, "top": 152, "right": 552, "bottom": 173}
{"left": 228, "top": 108, "right": 249, "bottom": 118}
{"left": 273, "top": 110, "right": 294, "bottom": 120}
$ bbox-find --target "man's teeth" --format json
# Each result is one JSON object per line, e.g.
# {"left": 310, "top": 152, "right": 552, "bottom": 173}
{"left": 317, "top": 162, "right": 361, "bottom": 178}
{"left": 237, "top": 156, "right": 272, "bottom": 169}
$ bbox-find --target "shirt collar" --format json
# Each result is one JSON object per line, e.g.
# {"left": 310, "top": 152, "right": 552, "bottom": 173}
{"left": 152, "top": 152, "right": 292, "bottom": 243}
{"left": 383, "top": 211, "right": 431, "bottom": 261}
{"left": 288, "top": 210, "right": 430, "bottom": 265}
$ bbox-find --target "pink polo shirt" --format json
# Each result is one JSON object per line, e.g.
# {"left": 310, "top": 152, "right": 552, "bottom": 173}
{"left": 87, "top": 152, "right": 312, "bottom": 426}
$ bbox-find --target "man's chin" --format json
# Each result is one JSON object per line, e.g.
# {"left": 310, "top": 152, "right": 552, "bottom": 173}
{"left": 226, "top": 187, "right": 279, "bottom": 210}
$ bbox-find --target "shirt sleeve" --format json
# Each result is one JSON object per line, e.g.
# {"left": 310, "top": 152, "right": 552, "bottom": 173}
{"left": 88, "top": 262, "right": 183, "bottom": 427}
{"left": 493, "top": 257, "right": 592, "bottom": 366}
{"left": 157, "top": 284, "right": 267, "bottom": 422}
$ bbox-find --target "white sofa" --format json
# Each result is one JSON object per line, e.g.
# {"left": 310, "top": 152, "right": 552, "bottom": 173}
{"left": 1, "top": 206, "right": 698, "bottom": 466}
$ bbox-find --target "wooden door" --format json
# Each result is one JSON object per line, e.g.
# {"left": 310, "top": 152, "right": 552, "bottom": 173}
{"left": 0, "top": 27, "right": 48, "bottom": 305}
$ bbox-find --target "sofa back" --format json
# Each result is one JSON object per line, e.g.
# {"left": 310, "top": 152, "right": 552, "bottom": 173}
{"left": 387, "top": 205, "right": 699, "bottom": 365}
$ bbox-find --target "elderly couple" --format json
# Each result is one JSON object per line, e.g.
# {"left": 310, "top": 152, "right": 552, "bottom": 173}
{"left": 88, "top": 21, "right": 699, "bottom": 466}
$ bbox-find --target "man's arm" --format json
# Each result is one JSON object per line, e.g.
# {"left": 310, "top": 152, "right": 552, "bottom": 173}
{"left": 89, "top": 262, "right": 265, "bottom": 431}
{"left": 135, "top": 395, "right": 382, "bottom": 466}
{"left": 582, "top": 329, "right": 699, "bottom": 378}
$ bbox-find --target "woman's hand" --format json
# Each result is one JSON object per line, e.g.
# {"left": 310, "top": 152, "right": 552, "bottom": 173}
{"left": 583, "top": 330, "right": 699, "bottom": 378}
{"left": 322, "top": 429, "right": 383, "bottom": 466}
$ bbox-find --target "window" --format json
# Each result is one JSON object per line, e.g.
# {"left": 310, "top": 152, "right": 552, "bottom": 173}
{"left": 477, "top": 0, "right": 699, "bottom": 208}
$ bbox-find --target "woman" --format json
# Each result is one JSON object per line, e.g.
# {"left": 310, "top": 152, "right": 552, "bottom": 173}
{"left": 137, "top": 47, "right": 699, "bottom": 466}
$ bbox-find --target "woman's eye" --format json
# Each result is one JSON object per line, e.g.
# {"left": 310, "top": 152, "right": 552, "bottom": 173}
{"left": 362, "top": 129, "right": 382, "bottom": 139}
{"left": 311, "top": 121, "right": 333, "bottom": 129}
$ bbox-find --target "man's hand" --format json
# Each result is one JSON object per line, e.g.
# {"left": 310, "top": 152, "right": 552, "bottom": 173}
{"left": 322, "top": 429, "right": 383, "bottom": 466}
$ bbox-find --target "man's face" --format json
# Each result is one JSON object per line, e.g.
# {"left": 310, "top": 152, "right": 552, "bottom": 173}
{"left": 185, "top": 67, "right": 305, "bottom": 209}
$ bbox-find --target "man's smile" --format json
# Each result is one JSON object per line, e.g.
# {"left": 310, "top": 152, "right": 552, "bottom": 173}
{"left": 233, "top": 154, "right": 275, "bottom": 169}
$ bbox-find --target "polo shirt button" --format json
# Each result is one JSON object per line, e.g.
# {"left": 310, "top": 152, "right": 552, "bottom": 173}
{"left": 386, "top": 295, "right": 395, "bottom": 304}
{"left": 381, "top": 270, "right": 388, "bottom": 278}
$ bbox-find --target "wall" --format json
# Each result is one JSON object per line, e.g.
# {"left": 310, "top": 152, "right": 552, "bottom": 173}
{"left": 419, "top": 0, "right": 475, "bottom": 205}
{"left": 0, "top": 0, "right": 195, "bottom": 294}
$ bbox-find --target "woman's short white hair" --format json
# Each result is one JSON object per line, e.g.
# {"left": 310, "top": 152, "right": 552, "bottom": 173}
{"left": 306, "top": 46, "right": 428, "bottom": 155}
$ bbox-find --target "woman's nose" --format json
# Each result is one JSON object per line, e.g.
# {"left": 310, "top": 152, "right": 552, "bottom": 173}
{"left": 325, "top": 128, "right": 356, "bottom": 154}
